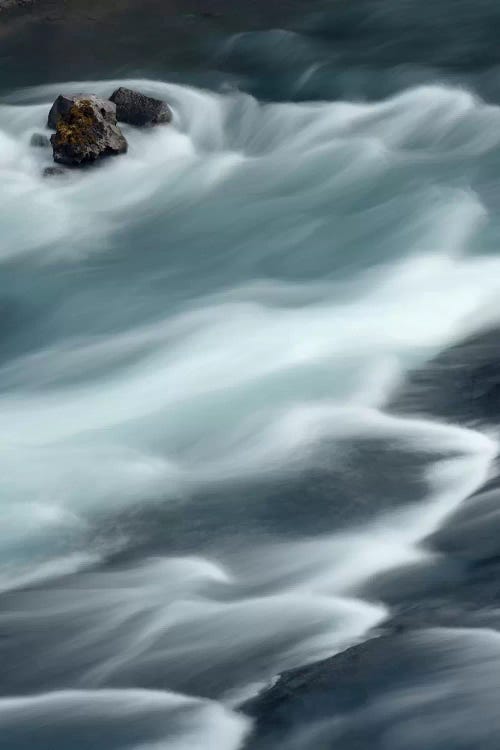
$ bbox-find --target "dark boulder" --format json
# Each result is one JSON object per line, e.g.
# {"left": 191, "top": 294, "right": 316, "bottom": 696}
{"left": 50, "top": 97, "right": 128, "bottom": 166}
{"left": 30, "top": 132, "right": 50, "bottom": 148}
{"left": 47, "top": 94, "right": 117, "bottom": 129}
{"left": 110, "top": 87, "right": 172, "bottom": 126}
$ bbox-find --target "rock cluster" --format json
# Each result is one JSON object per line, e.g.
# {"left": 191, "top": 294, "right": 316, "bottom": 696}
{"left": 40, "top": 87, "right": 171, "bottom": 172}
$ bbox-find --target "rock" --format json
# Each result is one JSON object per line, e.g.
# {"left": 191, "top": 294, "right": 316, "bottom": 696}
{"left": 42, "top": 166, "right": 66, "bottom": 177}
{"left": 30, "top": 132, "right": 50, "bottom": 148}
{"left": 389, "top": 325, "right": 500, "bottom": 424}
{"left": 109, "top": 87, "right": 172, "bottom": 126}
{"left": 50, "top": 97, "right": 128, "bottom": 166}
{"left": 47, "top": 94, "right": 117, "bottom": 130}
{"left": 242, "top": 629, "right": 500, "bottom": 749}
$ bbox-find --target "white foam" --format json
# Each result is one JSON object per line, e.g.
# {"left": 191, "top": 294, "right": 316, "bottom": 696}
{"left": 1, "top": 81, "right": 500, "bottom": 261}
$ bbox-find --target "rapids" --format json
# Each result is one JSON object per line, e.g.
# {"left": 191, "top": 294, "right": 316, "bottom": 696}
{"left": 3, "top": 6, "right": 500, "bottom": 749}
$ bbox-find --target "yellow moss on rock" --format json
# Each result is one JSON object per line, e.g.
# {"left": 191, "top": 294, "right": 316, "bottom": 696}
{"left": 50, "top": 94, "right": 128, "bottom": 165}
{"left": 54, "top": 100, "right": 101, "bottom": 148}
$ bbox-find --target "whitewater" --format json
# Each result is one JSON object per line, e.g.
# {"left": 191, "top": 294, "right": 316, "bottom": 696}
{"left": 3, "top": 72, "right": 500, "bottom": 748}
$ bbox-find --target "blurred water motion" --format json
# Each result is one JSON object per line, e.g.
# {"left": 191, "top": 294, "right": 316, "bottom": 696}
{"left": 2, "top": 1, "right": 500, "bottom": 749}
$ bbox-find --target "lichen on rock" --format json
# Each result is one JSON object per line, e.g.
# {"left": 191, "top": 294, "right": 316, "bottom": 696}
{"left": 47, "top": 94, "right": 117, "bottom": 130}
{"left": 50, "top": 96, "right": 128, "bottom": 166}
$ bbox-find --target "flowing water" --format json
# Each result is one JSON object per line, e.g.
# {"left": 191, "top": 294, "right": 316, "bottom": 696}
{"left": 2, "top": 3, "right": 500, "bottom": 748}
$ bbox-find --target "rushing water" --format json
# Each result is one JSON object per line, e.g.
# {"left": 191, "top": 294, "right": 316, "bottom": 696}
{"left": 3, "top": 3, "right": 500, "bottom": 749}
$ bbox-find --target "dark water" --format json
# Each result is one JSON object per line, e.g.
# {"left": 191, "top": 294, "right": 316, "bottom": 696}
{"left": 2, "top": 2, "right": 500, "bottom": 748}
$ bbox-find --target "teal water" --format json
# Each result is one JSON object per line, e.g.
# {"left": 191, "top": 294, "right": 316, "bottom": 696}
{"left": 2, "top": 5, "right": 500, "bottom": 749}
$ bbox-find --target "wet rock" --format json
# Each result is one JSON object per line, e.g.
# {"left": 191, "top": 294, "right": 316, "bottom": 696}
{"left": 30, "top": 132, "right": 50, "bottom": 148}
{"left": 389, "top": 325, "right": 500, "bottom": 424}
{"left": 110, "top": 86, "right": 172, "bottom": 126}
{"left": 42, "top": 166, "right": 66, "bottom": 177}
{"left": 50, "top": 97, "right": 128, "bottom": 166}
{"left": 47, "top": 93, "right": 117, "bottom": 129}
{"left": 242, "top": 629, "right": 500, "bottom": 750}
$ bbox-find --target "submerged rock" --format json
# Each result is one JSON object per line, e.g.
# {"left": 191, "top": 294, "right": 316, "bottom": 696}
{"left": 30, "top": 132, "right": 50, "bottom": 148}
{"left": 110, "top": 86, "right": 172, "bottom": 126}
{"left": 50, "top": 97, "right": 128, "bottom": 166}
{"left": 242, "top": 629, "right": 500, "bottom": 750}
{"left": 42, "top": 166, "right": 66, "bottom": 177}
{"left": 47, "top": 93, "right": 116, "bottom": 129}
